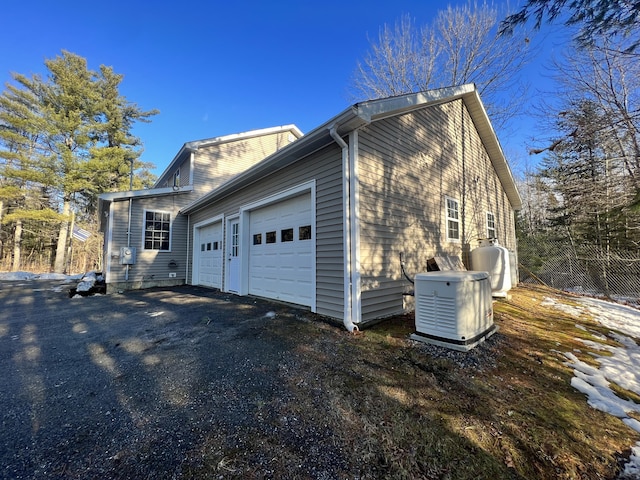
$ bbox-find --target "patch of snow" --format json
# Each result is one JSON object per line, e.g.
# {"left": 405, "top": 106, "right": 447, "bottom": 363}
{"left": 547, "top": 296, "right": 640, "bottom": 477}
{"left": 76, "top": 271, "right": 97, "bottom": 293}
{"left": 0, "top": 271, "right": 38, "bottom": 281}
{"left": 623, "top": 442, "right": 640, "bottom": 478}
{"left": 579, "top": 297, "right": 640, "bottom": 340}
{"left": 0, "top": 271, "right": 83, "bottom": 282}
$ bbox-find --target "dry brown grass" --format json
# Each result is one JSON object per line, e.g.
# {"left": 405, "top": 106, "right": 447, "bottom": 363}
{"left": 185, "top": 284, "right": 639, "bottom": 479}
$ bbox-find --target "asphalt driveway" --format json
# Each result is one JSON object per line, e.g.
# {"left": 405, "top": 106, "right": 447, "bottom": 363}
{"left": 0, "top": 279, "right": 340, "bottom": 479}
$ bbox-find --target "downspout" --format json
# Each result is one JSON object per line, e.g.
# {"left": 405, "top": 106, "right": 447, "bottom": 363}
{"left": 125, "top": 197, "right": 132, "bottom": 282}
{"left": 330, "top": 125, "right": 359, "bottom": 333}
{"left": 125, "top": 158, "right": 134, "bottom": 282}
{"left": 185, "top": 215, "right": 190, "bottom": 284}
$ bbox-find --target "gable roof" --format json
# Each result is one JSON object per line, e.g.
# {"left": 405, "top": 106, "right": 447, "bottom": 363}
{"left": 181, "top": 84, "right": 522, "bottom": 214}
{"left": 153, "top": 125, "right": 304, "bottom": 188}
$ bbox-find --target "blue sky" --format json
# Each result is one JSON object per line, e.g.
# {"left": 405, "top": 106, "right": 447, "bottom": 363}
{"left": 1, "top": 0, "right": 568, "bottom": 179}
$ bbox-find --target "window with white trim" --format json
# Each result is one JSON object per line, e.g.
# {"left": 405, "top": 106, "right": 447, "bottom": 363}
{"left": 446, "top": 197, "right": 460, "bottom": 241}
{"left": 144, "top": 210, "right": 171, "bottom": 250}
{"left": 487, "top": 212, "right": 496, "bottom": 239}
{"left": 173, "top": 168, "right": 180, "bottom": 187}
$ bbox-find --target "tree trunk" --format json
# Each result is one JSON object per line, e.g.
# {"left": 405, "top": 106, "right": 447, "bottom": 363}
{"left": 12, "top": 219, "right": 22, "bottom": 272}
{"left": 54, "top": 200, "right": 71, "bottom": 273}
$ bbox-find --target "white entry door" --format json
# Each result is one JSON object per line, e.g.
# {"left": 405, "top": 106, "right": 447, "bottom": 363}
{"left": 227, "top": 219, "right": 241, "bottom": 293}
{"left": 196, "top": 222, "right": 222, "bottom": 288}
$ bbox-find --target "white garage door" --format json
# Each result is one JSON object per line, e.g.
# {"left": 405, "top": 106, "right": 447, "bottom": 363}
{"left": 197, "top": 222, "right": 223, "bottom": 288}
{"left": 248, "top": 193, "right": 313, "bottom": 306}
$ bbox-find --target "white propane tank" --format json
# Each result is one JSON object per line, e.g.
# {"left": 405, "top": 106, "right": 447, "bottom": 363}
{"left": 470, "top": 238, "right": 512, "bottom": 297}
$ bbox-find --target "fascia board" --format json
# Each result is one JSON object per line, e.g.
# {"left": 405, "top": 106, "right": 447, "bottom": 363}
{"left": 194, "top": 125, "right": 304, "bottom": 148}
{"left": 98, "top": 185, "right": 193, "bottom": 202}
{"left": 356, "top": 84, "right": 476, "bottom": 122}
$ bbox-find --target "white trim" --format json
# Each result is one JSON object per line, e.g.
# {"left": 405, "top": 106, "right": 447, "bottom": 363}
{"left": 186, "top": 215, "right": 190, "bottom": 283}
{"left": 349, "top": 131, "right": 362, "bottom": 324}
{"left": 224, "top": 214, "right": 240, "bottom": 293}
{"left": 342, "top": 136, "right": 352, "bottom": 324}
{"left": 445, "top": 196, "right": 461, "bottom": 243}
{"left": 238, "top": 180, "right": 317, "bottom": 312}
{"left": 486, "top": 211, "right": 496, "bottom": 239}
{"left": 105, "top": 201, "right": 114, "bottom": 283}
{"left": 99, "top": 185, "right": 193, "bottom": 202}
{"left": 191, "top": 214, "right": 224, "bottom": 287}
{"left": 195, "top": 125, "right": 303, "bottom": 149}
{"left": 142, "top": 208, "right": 173, "bottom": 252}
{"left": 239, "top": 181, "right": 316, "bottom": 213}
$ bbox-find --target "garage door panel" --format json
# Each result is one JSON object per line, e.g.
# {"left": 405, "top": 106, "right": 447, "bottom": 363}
{"left": 197, "top": 222, "right": 222, "bottom": 288}
{"left": 248, "top": 193, "right": 313, "bottom": 306}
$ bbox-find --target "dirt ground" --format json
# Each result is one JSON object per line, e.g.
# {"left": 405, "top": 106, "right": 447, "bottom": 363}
{"left": 0, "top": 280, "right": 334, "bottom": 479}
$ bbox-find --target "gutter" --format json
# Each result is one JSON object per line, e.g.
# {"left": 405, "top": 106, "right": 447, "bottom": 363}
{"left": 330, "top": 125, "right": 359, "bottom": 333}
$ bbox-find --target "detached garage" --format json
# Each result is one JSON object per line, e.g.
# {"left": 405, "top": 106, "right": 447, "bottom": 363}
{"left": 182, "top": 85, "right": 521, "bottom": 331}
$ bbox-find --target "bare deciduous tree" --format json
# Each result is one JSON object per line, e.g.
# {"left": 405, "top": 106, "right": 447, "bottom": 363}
{"left": 350, "top": 2, "right": 533, "bottom": 129}
{"left": 535, "top": 39, "right": 640, "bottom": 195}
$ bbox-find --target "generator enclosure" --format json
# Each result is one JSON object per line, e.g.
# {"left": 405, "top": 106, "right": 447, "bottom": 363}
{"left": 411, "top": 271, "right": 496, "bottom": 351}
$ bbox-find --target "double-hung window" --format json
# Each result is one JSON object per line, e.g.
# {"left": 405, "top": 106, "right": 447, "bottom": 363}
{"left": 487, "top": 212, "right": 496, "bottom": 239}
{"left": 144, "top": 210, "right": 171, "bottom": 251}
{"left": 446, "top": 197, "right": 460, "bottom": 241}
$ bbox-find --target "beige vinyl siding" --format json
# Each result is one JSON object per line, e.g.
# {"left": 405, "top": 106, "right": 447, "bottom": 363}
{"left": 107, "top": 196, "right": 188, "bottom": 284}
{"left": 357, "top": 99, "right": 517, "bottom": 322}
{"left": 176, "top": 156, "right": 190, "bottom": 187}
{"left": 188, "top": 144, "right": 345, "bottom": 320}
{"left": 192, "top": 131, "right": 295, "bottom": 198}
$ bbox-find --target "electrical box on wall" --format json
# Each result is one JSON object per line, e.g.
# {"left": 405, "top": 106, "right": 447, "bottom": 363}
{"left": 120, "top": 247, "right": 136, "bottom": 265}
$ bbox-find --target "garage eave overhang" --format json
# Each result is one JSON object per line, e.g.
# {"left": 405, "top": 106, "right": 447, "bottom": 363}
{"left": 98, "top": 185, "right": 194, "bottom": 202}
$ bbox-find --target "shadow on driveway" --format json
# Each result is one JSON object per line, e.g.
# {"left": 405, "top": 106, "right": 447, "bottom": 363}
{"left": 0, "top": 280, "right": 332, "bottom": 479}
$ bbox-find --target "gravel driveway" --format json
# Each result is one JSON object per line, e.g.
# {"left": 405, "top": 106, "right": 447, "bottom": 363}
{"left": 0, "top": 280, "right": 341, "bottom": 479}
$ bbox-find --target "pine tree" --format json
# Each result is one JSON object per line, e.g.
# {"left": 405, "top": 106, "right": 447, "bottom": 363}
{"left": 0, "top": 51, "right": 157, "bottom": 272}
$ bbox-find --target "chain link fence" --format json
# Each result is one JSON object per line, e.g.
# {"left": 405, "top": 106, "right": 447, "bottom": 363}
{"left": 517, "top": 240, "right": 640, "bottom": 301}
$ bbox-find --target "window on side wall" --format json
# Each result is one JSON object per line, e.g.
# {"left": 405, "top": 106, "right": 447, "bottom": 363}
{"left": 487, "top": 212, "right": 496, "bottom": 239}
{"left": 445, "top": 196, "right": 460, "bottom": 242}
{"left": 173, "top": 168, "right": 180, "bottom": 187}
{"left": 144, "top": 210, "right": 171, "bottom": 251}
